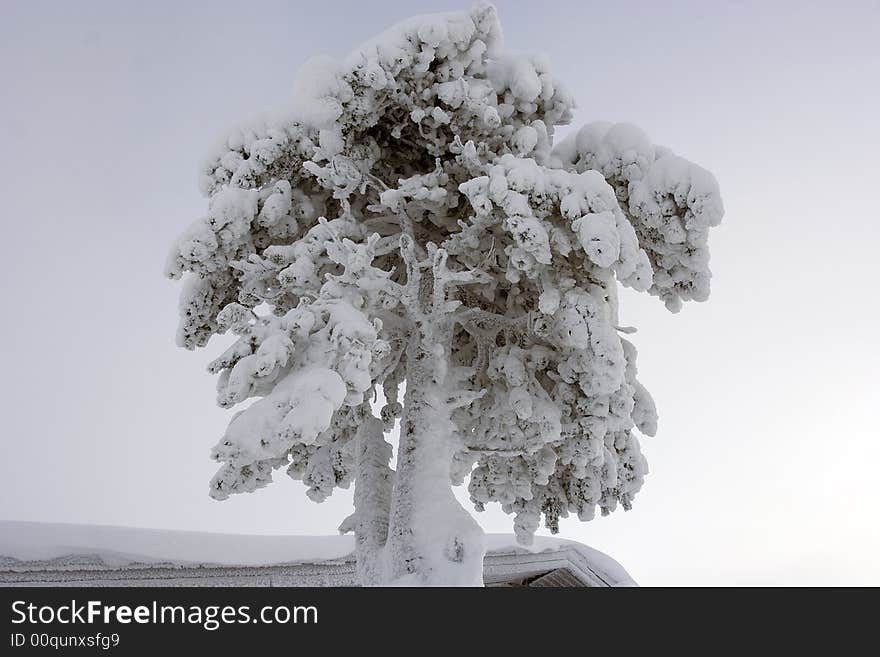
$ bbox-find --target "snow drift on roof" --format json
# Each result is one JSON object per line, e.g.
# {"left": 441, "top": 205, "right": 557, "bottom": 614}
{"left": 0, "top": 520, "right": 634, "bottom": 585}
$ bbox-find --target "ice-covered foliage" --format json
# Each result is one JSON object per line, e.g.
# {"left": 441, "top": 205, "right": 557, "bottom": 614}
{"left": 552, "top": 122, "right": 723, "bottom": 311}
{"left": 167, "top": 2, "right": 723, "bottom": 585}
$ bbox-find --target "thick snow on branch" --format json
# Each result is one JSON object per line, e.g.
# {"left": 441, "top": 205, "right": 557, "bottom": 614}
{"left": 167, "top": 2, "right": 723, "bottom": 561}
{"left": 553, "top": 122, "right": 723, "bottom": 311}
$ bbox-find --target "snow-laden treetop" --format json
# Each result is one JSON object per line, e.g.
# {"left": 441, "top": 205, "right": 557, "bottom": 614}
{"left": 166, "top": 3, "right": 722, "bottom": 583}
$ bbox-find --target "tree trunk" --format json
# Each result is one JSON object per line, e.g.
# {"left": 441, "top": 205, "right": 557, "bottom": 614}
{"left": 385, "top": 324, "right": 485, "bottom": 586}
{"left": 352, "top": 415, "right": 393, "bottom": 586}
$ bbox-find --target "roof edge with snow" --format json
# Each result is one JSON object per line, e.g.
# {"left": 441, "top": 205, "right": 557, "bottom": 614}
{"left": 0, "top": 521, "right": 635, "bottom": 587}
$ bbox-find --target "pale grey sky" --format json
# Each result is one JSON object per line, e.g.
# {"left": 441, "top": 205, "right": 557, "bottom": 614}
{"left": 1, "top": 0, "right": 878, "bottom": 585}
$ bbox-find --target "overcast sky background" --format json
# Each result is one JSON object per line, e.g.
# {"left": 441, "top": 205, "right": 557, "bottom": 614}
{"left": 1, "top": 0, "right": 878, "bottom": 585}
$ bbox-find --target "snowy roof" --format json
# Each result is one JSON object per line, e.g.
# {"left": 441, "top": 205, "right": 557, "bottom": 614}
{"left": 0, "top": 521, "right": 635, "bottom": 587}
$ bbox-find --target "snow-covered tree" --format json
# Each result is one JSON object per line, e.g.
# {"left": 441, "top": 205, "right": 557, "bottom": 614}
{"left": 166, "top": 3, "right": 723, "bottom": 586}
